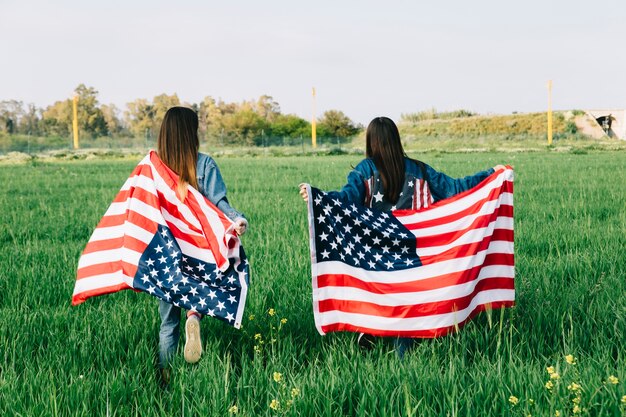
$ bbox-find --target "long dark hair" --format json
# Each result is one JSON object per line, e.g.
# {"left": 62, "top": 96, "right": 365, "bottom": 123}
{"left": 157, "top": 107, "right": 199, "bottom": 199}
{"left": 366, "top": 116, "right": 406, "bottom": 203}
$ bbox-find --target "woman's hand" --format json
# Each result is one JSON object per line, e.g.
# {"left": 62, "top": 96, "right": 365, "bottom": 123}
{"left": 299, "top": 183, "right": 309, "bottom": 203}
{"left": 493, "top": 164, "right": 506, "bottom": 171}
{"left": 234, "top": 218, "right": 248, "bottom": 235}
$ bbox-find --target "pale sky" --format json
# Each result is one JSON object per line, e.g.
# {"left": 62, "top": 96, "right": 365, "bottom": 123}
{"left": 1, "top": 0, "right": 624, "bottom": 124}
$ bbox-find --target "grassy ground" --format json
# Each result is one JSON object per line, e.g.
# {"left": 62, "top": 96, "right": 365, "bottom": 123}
{"left": 0, "top": 151, "right": 624, "bottom": 416}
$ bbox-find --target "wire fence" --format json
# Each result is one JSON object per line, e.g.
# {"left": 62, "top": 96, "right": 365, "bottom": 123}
{"left": 0, "top": 134, "right": 355, "bottom": 155}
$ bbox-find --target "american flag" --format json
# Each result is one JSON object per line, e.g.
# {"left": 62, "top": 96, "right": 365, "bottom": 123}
{"left": 306, "top": 167, "right": 514, "bottom": 338}
{"left": 72, "top": 151, "right": 249, "bottom": 328}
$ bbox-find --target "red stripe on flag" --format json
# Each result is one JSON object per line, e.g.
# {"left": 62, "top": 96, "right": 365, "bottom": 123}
{"left": 82, "top": 235, "right": 147, "bottom": 255}
{"left": 185, "top": 190, "right": 232, "bottom": 268}
{"left": 399, "top": 182, "right": 513, "bottom": 230}
{"left": 410, "top": 206, "right": 513, "bottom": 249}
{"left": 320, "top": 301, "right": 515, "bottom": 338}
{"left": 317, "top": 252, "right": 514, "bottom": 294}
{"left": 77, "top": 260, "right": 139, "bottom": 280}
{"left": 72, "top": 283, "right": 136, "bottom": 305}
{"left": 318, "top": 277, "right": 514, "bottom": 318}
{"left": 419, "top": 226, "right": 514, "bottom": 265}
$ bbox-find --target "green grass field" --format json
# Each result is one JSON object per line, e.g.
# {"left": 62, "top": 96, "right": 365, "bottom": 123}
{"left": 0, "top": 151, "right": 624, "bottom": 416}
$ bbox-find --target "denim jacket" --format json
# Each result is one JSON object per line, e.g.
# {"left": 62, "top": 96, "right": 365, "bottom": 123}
{"left": 327, "top": 158, "right": 494, "bottom": 211}
{"left": 196, "top": 153, "right": 245, "bottom": 221}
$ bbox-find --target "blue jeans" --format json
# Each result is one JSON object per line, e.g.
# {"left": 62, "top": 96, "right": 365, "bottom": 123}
{"left": 394, "top": 337, "right": 415, "bottom": 359}
{"left": 158, "top": 300, "right": 181, "bottom": 369}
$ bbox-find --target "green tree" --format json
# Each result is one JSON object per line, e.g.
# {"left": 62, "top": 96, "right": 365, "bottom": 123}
{"left": 125, "top": 99, "right": 155, "bottom": 139}
{"left": 0, "top": 100, "right": 24, "bottom": 134}
{"left": 317, "top": 110, "right": 360, "bottom": 140}
{"left": 269, "top": 114, "right": 310, "bottom": 138}
{"left": 42, "top": 84, "right": 107, "bottom": 138}
{"left": 101, "top": 104, "right": 123, "bottom": 136}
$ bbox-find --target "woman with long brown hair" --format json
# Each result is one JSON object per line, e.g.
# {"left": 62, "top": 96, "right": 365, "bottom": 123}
{"left": 299, "top": 116, "right": 503, "bottom": 357}
{"left": 157, "top": 107, "right": 247, "bottom": 382}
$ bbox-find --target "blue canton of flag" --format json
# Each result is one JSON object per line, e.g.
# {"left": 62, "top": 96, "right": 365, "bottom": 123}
{"left": 134, "top": 225, "right": 249, "bottom": 327}
{"left": 310, "top": 188, "right": 421, "bottom": 270}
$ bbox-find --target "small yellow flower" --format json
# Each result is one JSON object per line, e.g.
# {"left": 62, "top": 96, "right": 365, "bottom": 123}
{"left": 291, "top": 388, "right": 300, "bottom": 397}
{"left": 228, "top": 405, "right": 238, "bottom": 414}
{"left": 555, "top": 411, "right": 561, "bottom": 417}
{"left": 567, "top": 382, "right": 582, "bottom": 392}
{"left": 509, "top": 396, "right": 519, "bottom": 406}
{"left": 572, "top": 397, "right": 581, "bottom": 405}
{"left": 528, "top": 399, "right": 534, "bottom": 405}
{"left": 565, "top": 354, "right": 576, "bottom": 365}
{"left": 273, "top": 372, "right": 282, "bottom": 383}
{"left": 269, "top": 399, "right": 280, "bottom": 410}
{"left": 572, "top": 404, "right": 581, "bottom": 414}
{"left": 550, "top": 372, "right": 560, "bottom": 380}
{"left": 546, "top": 366, "right": 555, "bottom": 375}
{"left": 248, "top": 314, "right": 255, "bottom": 321}
{"left": 281, "top": 318, "right": 288, "bottom": 324}
{"left": 621, "top": 395, "right": 626, "bottom": 404}
{"left": 607, "top": 375, "right": 619, "bottom": 385}
{"left": 545, "top": 381, "right": 554, "bottom": 390}
{"left": 254, "top": 333, "right": 262, "bottom": 340}
{"left": 253, "top": 345, "right": 261, "bottom": 353}
{"left": 268, "top": 308, "right": 275, "bottom": 316}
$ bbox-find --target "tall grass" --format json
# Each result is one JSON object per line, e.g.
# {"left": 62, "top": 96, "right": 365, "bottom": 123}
{"left": 0, "top": 152, "right": 624, "bottom": 416}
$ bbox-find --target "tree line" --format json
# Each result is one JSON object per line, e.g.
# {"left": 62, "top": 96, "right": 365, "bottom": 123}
{"left": 0, "top": 84, "right": 362, "bottom": 146}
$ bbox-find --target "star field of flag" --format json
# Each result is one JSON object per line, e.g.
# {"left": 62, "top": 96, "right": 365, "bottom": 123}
{"left": 311, "top": 188, "right": 422, "bottom": 270}
{"left": 134, "top": 225, "right": 249, "bottom": 326}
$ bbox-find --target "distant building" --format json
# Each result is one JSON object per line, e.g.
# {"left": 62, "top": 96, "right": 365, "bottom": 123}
{"left": 586, "top": 109, "right": 625, "bottom": 140}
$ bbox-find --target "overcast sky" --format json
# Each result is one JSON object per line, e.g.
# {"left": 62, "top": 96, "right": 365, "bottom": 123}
{"left": 1, "top": 0, "right": 624, "bottom": 124}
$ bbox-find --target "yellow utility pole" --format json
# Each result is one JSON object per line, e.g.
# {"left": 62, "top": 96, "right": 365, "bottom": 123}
{"left": 72, "top": 95, "right": 80, "bottom": 149}
{"left": 311, "top": 87, "right": 317, "bottom": 148}
{"left": 547, "top": 80, "right": 553, "bottom": 145}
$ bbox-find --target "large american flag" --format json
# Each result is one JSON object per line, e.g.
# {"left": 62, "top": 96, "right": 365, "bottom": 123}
{"left": 72, "top": 151, "right": 249, "bottom": 328}
{"left": 306, "top": 167, "right": 514, "bottom": 337}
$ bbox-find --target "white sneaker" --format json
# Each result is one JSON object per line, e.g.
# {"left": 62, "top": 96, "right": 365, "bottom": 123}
{"left": 184, "top": 315, "right": 202, "bottom": 363}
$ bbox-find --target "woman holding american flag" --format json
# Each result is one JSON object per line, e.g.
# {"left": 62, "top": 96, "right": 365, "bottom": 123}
{"left": 299, "top": 116, "right": 504, "bottom": 358}
{"left": 156, "top": 107, "right": 248, "bottom": 383}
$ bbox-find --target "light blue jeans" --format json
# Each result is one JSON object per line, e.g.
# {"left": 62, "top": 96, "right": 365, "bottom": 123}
{"left": 158, "top": 300, "right": 181, "bottom": 369}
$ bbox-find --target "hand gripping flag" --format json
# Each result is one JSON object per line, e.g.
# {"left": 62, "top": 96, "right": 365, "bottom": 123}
{"left": 73, "top": 151, "right": 249, "bottom": 328}
{"left": 306, "top": 167, "right": 514, "bottom": 338}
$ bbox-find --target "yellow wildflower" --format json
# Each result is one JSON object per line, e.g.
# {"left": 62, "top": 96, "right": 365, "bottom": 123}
{"left": 228, "top": 405, "right": 238, "bottom": 414}
{"left": 291, "top": 388, "right": 300, "bottom": 397}
{"left": 550, "top": 372, "right": 560, "bottom": 380}
{"left": 528, "top": 399, "right": 534, "bottom": 405}
{"left": 248, "top": 314, "right": 255, "bottom": 321}
{"left": 607, "top": 375, "right": 619, "bottom": 385}
{"left": 567, "top": 382, "right": 582, "bottom": 392}
{"left": 509, "top": 396, "right": 519, "bottom": 406}
{"left": 572, "top": 397, "right": 581, "bottom": 405}
{"left": 281, "top": 318, "right": 288, "bottom": 324}
{"left": 268, "top": 308, "right": 275, "bottom": 316}
{"left": 254, "top": 333, "right": 262, "bottom": 340}
{"left": 555, "top": 411, "right": 561, "bottom": 417}
{"left": 565, "top": 354, "right": 576, "bottom": 365}
{"left": 546, "top": 366, "right": 555, "bottom": 375}
{"left": 572, "top": 405, "right": 581, "bottom": 414}
{"left": 545, "top": 381, "right": 554, "bottom": 390}
{"left": 273, "top": 372, "right": 282, "bottom": 383}
{"left": 269, "top": 399, "right": 280, "bottom": 410}
{"left": 621, "top": 395, "right": 626, "bottom": 404}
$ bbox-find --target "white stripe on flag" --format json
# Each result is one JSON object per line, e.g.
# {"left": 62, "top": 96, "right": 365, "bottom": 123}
{"left": 316, "top": 289, "right": 515, "bottom": 331}
{"left": 88, "top": 222, "right": 156, "bottom": 244}
{"left": 315, "top": 240, "right": 514, "bottom": 284}
{"left": 72, "top": 272, "right": 135, "bottom": 295}
{"left": 78, "top": 247, "right": 143, "bottom": 270}
{"left": 315, "top": 265, "right": 514, "bottom": 306}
